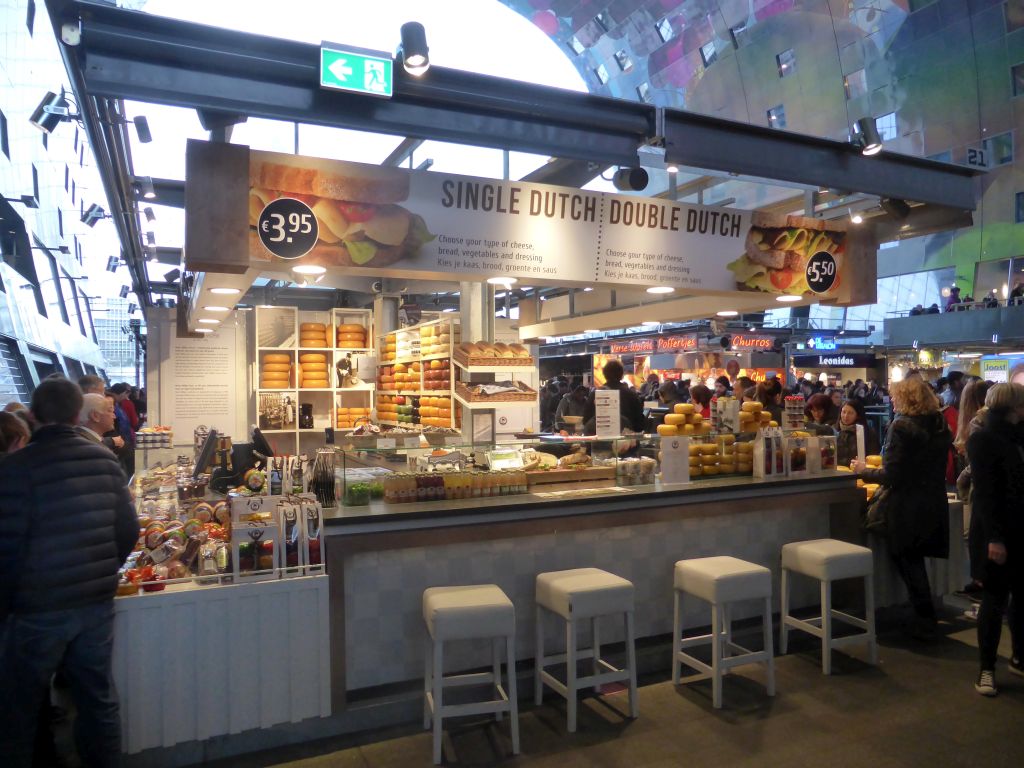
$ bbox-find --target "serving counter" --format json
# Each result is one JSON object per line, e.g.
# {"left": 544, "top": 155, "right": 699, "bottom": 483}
{"left": 323, "top": 471, "right": 864, "bottom": 708}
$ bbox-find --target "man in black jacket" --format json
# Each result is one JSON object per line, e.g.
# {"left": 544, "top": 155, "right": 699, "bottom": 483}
{"left": 0, "top": 378, "right": 138, "bottom": 768}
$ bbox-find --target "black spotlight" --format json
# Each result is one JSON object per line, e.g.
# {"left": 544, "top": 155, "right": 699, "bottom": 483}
{"left": 611, "top": 167, "right": 649, "bottom": 192}
{"left": 163, "top": 268, "right": 181, "bottom": 283}
{"left": 143, "top": 207, "right": 156, "bottom": 223}
{"left": 119, "top": 285, "right": 130, "bottom": 299}
{"left": 29, "top": 91, "right": 71, "bottom": 134}
{"left": 852, "top": 117, "right": 882, "bottom": 156}
{"left": 133, "top": 116, "right": 153, "bottom": 143}
{"left": 81, "top": 203, "right": 106, "bottom": 227}
{"left": 880, "top": 197, "right": 911, "bottom": 220}
{"left": 399, "top": 22, "right": 429, "bottom": 76}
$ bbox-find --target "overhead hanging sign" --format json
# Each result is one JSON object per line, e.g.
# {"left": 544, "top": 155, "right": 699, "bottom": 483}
{"left": 184, "top": 140, "right": 871, "bottom": 306}
{"left": 793, "top": 354, "right": 878, "bottom": 368}
{"left": 806, "top": 336, "right": 837, "bottom": 351}
{"left": 320, "top": 44, "right": 393, "bottom": 98}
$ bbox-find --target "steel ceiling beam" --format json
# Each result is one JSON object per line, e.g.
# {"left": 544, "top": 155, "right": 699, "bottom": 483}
{"left": 50, "top": 0, "right": 979, "bottom": 216}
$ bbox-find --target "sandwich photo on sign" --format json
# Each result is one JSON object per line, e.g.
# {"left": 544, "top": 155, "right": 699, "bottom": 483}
{"left": 726, "top": 212, "right": 845, "bottom": 298}
{"left": 249, "top": 151, "right": 435, "bottom": 268}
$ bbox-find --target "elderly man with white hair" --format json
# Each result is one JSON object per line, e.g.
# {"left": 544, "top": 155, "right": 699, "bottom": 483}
{"left": 76, "top": 393, "right": 122, "bottom": 454}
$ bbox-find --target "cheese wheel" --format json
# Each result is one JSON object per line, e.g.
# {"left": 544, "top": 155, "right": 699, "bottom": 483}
{"left": 336, "top": 324, "right": 364, "bottom": 333}
{"left": 682, "top": 424, "right": 695, "bottom": 435}
{"left": 719, "top": 462, "right": 736, "bottom": 472}
{"left": 263, "top": 353, "right": 291, "bottom": 364}
{"left": 741, "top": 401, "right": 763, "bottom": 413}
{"left": 719, "top": 434, "right": 736, "bottom": 445}
{"left": 866, "top": 455, "right": 883, "bottom": 467}
{"left": 699, "top": 444, "right": 718, "bottom": 455}
{"left": 674, "top": 403, "right": 696, "bottom": 415}
{"left": 302, "top": 379, "right": 329, "bottom": 388}
{"left": 300, "top": 323, "right": 326, "bottom": 332}
{"left": 656, "top": 424, "right": 678, "bottom": 437}
{"left": 664, "top": 414, "right": 686, "bottom": 426}
{"left": 688, "top": 444, "right": 702, "bottom": 456}
{"left": 299, "top": 353, "right": 327, "bottom": 363}
{"left": 690, "top": 465, "right": 702, "bottom": 476}
{"left": 760, "top": 411, "right": 772, "bottom": 421}
{"left": 261, "top": 363, "right": 291, "bottom": 373}
{"left": 261, "top": 380, "right": 289, "bottom": 388}
{"left": 337, "top": 332, "right": 365, "bottom": 341}
{"left": 689, "top": 458, "right": 702, "bottom": 468}
{"left": 702, "top": 465, "right": 720, "bottom": 475}
{"left": 737, "top": 462, "right": 753, "bottom": 473}
{"left": 300, "top": 339, "right": 327, "bottom": 348}
{"left": 260, "top": 371, "right": 289, "bottom": 381}
{"left": 735, "top": 442, "right": 754, "bottom": 453}
{"left": 301, "top": 364, "right": 329, "bottom": 373}
{"left": 336, "top": 408, "right": 350, "bottom": 415}
{"left": 300, "top": 333, "right": 327, "bottom": 342}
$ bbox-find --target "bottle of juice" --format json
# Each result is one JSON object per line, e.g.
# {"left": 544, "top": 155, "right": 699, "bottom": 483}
{"left": 471, "top": 472, "right": 482, "bottom": 498}
{"left": 383, "top": 475, "right": 396, "bottom": 503}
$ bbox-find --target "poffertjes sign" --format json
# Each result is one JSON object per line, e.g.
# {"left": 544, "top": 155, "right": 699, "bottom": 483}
{"left": 184, "top": 140, "right": 873, "bottom": 305}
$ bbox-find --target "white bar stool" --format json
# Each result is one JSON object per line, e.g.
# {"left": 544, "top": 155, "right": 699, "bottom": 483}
{"left": 779, "top": 538, "right": 878, "bottom": 675}
{"left": 534, "top": 568, "right": 638, "bottom": 732}
{"left": 672, "top": 556, "right": 776, "bottom": 709}
{"left": 423, "top": 584, "right": 519, "bottom": 765}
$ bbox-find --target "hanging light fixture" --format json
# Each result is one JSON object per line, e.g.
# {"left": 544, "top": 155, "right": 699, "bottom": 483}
{"left": 851, "top": 117, "right": 882, "bottom": 156}
{"left": 399, "top": 22, "right": 430, "bottom": 76}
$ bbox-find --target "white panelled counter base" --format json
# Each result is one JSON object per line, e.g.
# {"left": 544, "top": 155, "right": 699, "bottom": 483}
{"left": 113, "top": 575, "right": 330, "bottom": 754}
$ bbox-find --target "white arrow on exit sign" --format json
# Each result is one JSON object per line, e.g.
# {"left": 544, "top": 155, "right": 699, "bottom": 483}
{"left": 328, "top": 58, "right": 353, "bottom": 83}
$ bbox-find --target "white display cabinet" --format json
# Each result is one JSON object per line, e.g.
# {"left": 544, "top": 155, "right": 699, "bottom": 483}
{"left": 253, "top": 306, "right": 375, "bottom": 456}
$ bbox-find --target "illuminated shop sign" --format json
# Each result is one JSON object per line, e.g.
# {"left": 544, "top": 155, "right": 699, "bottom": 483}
{"left": 656, "top": 334, "right": 699, "bottom": 352}
{"left": 609, "top": 338, "right": 655, "bottom": 354}
{"left": 806, "top": 336, "right": 837, "bottom": 350}
{"left": 608, "top": 334, "right": 701, "bottom": 354}
{"left": 793, "top": 354, "right": 878, "bottom": 368}
{"left": 729, "top": 334, "right": 774, "bottom": 351}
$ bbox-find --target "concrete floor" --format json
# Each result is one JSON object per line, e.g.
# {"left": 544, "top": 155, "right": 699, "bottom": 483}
{"left": 195, "top": 611, "right": 1023, "bottom": 768}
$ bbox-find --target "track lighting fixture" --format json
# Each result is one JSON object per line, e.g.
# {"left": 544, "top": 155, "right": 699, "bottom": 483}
{"left": 398, "top": 22, "right": 429, "bottom": 76}
{"left": 851, "top": 117, "right": 882, "bottom": 156}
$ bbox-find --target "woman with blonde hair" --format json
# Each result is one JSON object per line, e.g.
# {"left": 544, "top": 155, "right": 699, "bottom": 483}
{"left": 966, "top": 382, "right": 1024, "bottom": 695}
{"left": 853, "top": 375, "right": 952, "bottom": 638}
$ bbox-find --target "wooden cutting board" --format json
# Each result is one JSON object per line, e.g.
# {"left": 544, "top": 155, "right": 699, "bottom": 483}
{"left": 526, "top": 466, "right": 616, "bottom": 486}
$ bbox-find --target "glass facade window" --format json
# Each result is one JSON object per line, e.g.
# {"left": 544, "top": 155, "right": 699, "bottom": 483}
{"left": 32, "top": 250, "right": 68, "bottom": 324}
{"left": 1016, "top": 191, "right": 1024, "bottom": 223}
{"left": 983, "top": 131, "right": 1013, "bottom": 165}
{"left": 656, "top": 17, "right": 673, "bottom": 43}
{"left": 614, "top": 49, "right": 633, "bottom": 72}
{"left": 730, "top": 24, "right": 748, "bottom": 49}
{"left": 776, "top": 49, "right": 795, "bottom": 78}
{"left": 567, "top": 36, "right": 584, "bottom": 56}
{"left": 845, "top": 267, "right": 955, "bottom": 338}
{"left": 975, "top": 259, "right": 1012, "bottom": 299}
{"left": 26, "top": 0, "right": 35, "bottom": 35}
{"left": 928, "top": 149, "right": 952, "bottom": 162}
{"left": 767, "top": 104, "right": 786, "bottom": 128}
{"left": 700, "top": 41, "right": 717, "bottom": 68}
{"left": 1008, "top": 2, "right": 1024, "bottom": 33}
{"left": 845, "top": 69, "right": 867, "bottom": 100}
{"left": 1013, "top": 62, "right": 1024, "bottom": 97}
{"left": 875, "top": 112, "right": 898, "bottom": 141}
{"left": 31, "top": 165, "right": 39, "bottom": 201}
{"left": 594, "top": 64, "right": 609, "bottom": 85}
{"left": 594, "top": 11, "right": 612, "bottom": 32}
{"left": 0, "top": 108, "right": 8, "bottom": 159}
{"left": 636, "top": 82, "right": 652, "bottom": 102}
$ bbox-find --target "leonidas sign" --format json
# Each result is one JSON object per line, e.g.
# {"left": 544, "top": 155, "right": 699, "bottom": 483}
{"left": 185, "top": 140, "right": 870, "bottom": 304}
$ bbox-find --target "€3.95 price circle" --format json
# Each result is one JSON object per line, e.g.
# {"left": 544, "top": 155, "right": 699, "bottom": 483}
{"left": 805, "top": 251, "right": 837, "bottom": 294}
{"left": 257, "top": 198, "right": 319, "bottom": 259}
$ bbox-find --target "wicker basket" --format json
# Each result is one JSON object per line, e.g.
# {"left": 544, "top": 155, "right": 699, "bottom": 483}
{"left": 456, "top": 382, "right": 537, "bottom": 403}
{"left": 454, "top": 351, "right": 534, "bottom": 368}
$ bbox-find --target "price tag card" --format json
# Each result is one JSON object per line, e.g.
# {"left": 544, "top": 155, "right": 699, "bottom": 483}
{"left": 595, "top": 389, "right": 621, "bottom": 438}
{"left": 855, "top": 424, "right": 866, "bottom": 467}
{"left": 376, "top": 438, "right": 396, "bottom": 450}
{"left": 257, "top": 198, "right": 318, "bottom": 259}
{"left": 806, "top": 251, "right": 838, "bottom": 294}
{"left": 401, "top": 435, "right": 421, "bottom": 448}
{"left": 660, "top": 437, "right": 691, "bottom": 484}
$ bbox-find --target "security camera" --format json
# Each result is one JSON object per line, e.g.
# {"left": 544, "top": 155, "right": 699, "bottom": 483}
{"left": 371, "top": 280, "right": 383, "bottom": 293}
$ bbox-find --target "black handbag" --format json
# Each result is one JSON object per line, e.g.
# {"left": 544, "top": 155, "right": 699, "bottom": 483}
{"left": 864, "top": 485, "right": 891, "bottom": 533}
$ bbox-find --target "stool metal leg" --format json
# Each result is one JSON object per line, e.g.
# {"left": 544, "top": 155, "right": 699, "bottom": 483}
{"left": 534, "top": 605, "right": 544, "bottom": 705}
{"left": 493, "top": 637, "right": 503, "bottom": 722}
{"left": 865, "top": 572, "right": 878, "bottom": 665}
{"left": 723, "top": 602, "right": 733, "bottom": 658}
{"left": 820, "top": 580, "right": 832, "bottom": 675}
{"left": 625, "top": 609, "right": 638, "bottom": 718}
{"left": 672, "top": 590, "right": 682, "bottom": 684}
{"left": 779, "top": 567, "right": 790, "bottom": 654}
{"left": 566, "top": 617, "right": 578, "bottom": 732}
{"left": 711, "top": 603, "right": 723, "bottom": 709}
{"left": 506, "top": 634, "right": 520, "bottom": 755}
{"left": 432, "top": 638, "right": 444, "bottom": 765}
{"left": 423, "top": 635, "right": 432, "bottom": 730}
{"left": 592, "top": 617, "right": 601, "bottom": 694}
{"left": 763, "top": 596, "right": 776, "bottom": 697}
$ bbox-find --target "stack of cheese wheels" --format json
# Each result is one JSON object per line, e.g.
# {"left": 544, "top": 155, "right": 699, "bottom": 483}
{"left": 420, "top": 396, "right": 452, "bottom": 427}
{"left": 738, "top": 400, "right": 773, "bottom": 431}
{"left": 260, "top": 353, "right": 292, "bottom": 389}
{"left": 299, "top": 322, "right": 328, "bottom": 349}
{"left": 336, "top": 406, "right": 371, "bottom": 429}
{"left": 656, "top": 402, "right": 711, "bottom": 436}
{"left": 382, "top": 334, "right": 397, "bottom": 363}
{"left": 717, "top": 434, "right": 737, "bottom": 474}
{"left": 298, "top": 352, "right": 330, "bottom": 388}
{"left": 735, "top": 440, "right": 754, "bottom": 474}
{"left": 336, "top": 323, "right": 366, "bottom": 349}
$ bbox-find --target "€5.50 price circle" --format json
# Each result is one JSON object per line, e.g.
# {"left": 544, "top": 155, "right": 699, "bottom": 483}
{"left": 805, "top": 251, "right": 837, "bottom": 294}
{"left": 257, "top": 198, "right": 318, "bottom": 259}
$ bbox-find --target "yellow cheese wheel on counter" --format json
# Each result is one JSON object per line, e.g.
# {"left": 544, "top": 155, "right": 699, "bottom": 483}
{"left": 737, "top": 462, "right": 753, "bottom": 474}
{"left": 656, "top": 424, "right": 678, "bottom": 437}
{"left": 299, "top": 353, "right": 327, "bottom": 363}
{"left": 866, "top": 455, "right": 883, "bottom": 468}
{"left": 299, "top": 339, "right": 327, "bottom": 348}
{"left": 664, "top": 414, "right": 686, "bottom": 427}
{"left": 735, "top": 442, "right": 754, "bottom": 453}
{"left": 690, "top": 465, "right": 702, "bottom": 476}
{"left": 688, "top": 444, "right": 702, "bottom": 456}
{"left": 699, "top": 444, "right": 719, "bottom": 455}
{"left": 702, "top": 465, "right": 720, "bottom": 475}
{"left": 700, "top": 455, "right": 719, "bottom": 466}
{"left": 673, "top": 403, "right": 695, "bottom": 415}
{"left": 336, "top": 324, "right": 365, "bottom": 334}
{"left": 741, "top": 401, "right": 763, "bottom": 413}
{"left": 300, "top": 322, "right": 326, "bottom": 332}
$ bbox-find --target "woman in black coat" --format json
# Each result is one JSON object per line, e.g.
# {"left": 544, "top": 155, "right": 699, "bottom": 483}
{"left": 965, "top": 383, "right": 1024, "bottom": 695}
{"left": 852, "top": 376, "right": 952, "bottom": 635}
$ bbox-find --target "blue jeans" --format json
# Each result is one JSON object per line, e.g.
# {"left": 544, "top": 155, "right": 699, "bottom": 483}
{"left": 0, "top": 601, "right": 120, "bottom": 768}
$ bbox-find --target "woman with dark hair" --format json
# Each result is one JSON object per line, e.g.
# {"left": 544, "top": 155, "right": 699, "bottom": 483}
{"left": 834, "top": 398, "right": 880, "bottom": 467}
{"left": 803, "top": 393, "right": 836, "bottom": 436}
{"left": 852, "top": 376, "right": 952, "bottom": 638}
{"left": 755, "top": 380, "right": 783, "bottom": 425}
{"left": 689, "top": 383, "right": 713, "bottom": 420}
{"left": 966, "top": 383, "right": 1024, "bottom": 695}
{"left": 955, "top": 378, "right": 992, "bottom": 598}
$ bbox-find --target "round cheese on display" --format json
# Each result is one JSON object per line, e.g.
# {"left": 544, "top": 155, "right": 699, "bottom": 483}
{"left": 302, "top": 379, "right": 330, "bottom": 388}
{"left": 664, "top": 414, "right": 686, "bottom": 426}
{"left": 688, "top": 444, "right": 702, "bottom": 456}
{"left": 262, "top": 363, "right": 290, "bottom": 373}
{"left": 690, "top": 465, "right": 702, "bottom": 476}
{"left": 300, "top": 362, "right": 329, "bottom": 372}
{"left": 300, "top": 323, "right": 326, "bottom": 332}
{"left": 735, "top": 442, "right": 755, "bottom": 453}
{"left": 719, "top": 463, "right": 737, "bottom": 473}
{"left": 702, "top": 465, "right": 720, "bottom": 475}
{"left": 263, "top": 353, "right": 291, "bottom": 364}
{"left": 337, "top": 332, "right": 365, "bottom": 342}
{"left": 737, "top": 462, "right": 753, "bottom": 473}
{"left": 741, "top": 401, "right": 763, "bottom": 413}
{"left": 674, "top": 403, "right": 696, "bottom": 415}
{"left": 336, "top": 324, "right": 364, "bottom": 334}
{"left": 700, "top": 444, "right": 719, "bottom": 455}
{"left": 719, "top": 434, "right": 736, "bottom": 445}
{"left": 699, "top": 455, "right": 719, "bottom": 466}
{"left": 298, "top": 355, "right": 328, "bottom": 366}
{"left": 260, "top": 377, "right": 290, "bottom": 387}
{"left": 682, "top": 424, "right": 695, "bottom": 434}
{"left": 656, "top": 424, "right": 678, "bottom": 437}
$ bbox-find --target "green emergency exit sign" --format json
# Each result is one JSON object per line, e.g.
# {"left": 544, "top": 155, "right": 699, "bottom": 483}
{"left": 320, "top": 45, "right": 393, "bottom": 98}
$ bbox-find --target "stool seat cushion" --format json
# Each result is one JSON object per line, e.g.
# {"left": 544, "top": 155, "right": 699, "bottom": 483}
{"left": 536, "top": 568, "right": 634, "bottom": 620}
{"left": 781, "top": 539, "right": 873, "bottom": 581}
{"left": 423, "top": 584, "right": 515, "bottom": 641}
{"left": 674, "top": 556, "right": 771, "bottom": 603}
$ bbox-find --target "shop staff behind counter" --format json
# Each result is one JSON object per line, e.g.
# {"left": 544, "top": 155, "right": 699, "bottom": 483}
{"left": 583, "top": 359, "right": 645, "bottom": 435}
